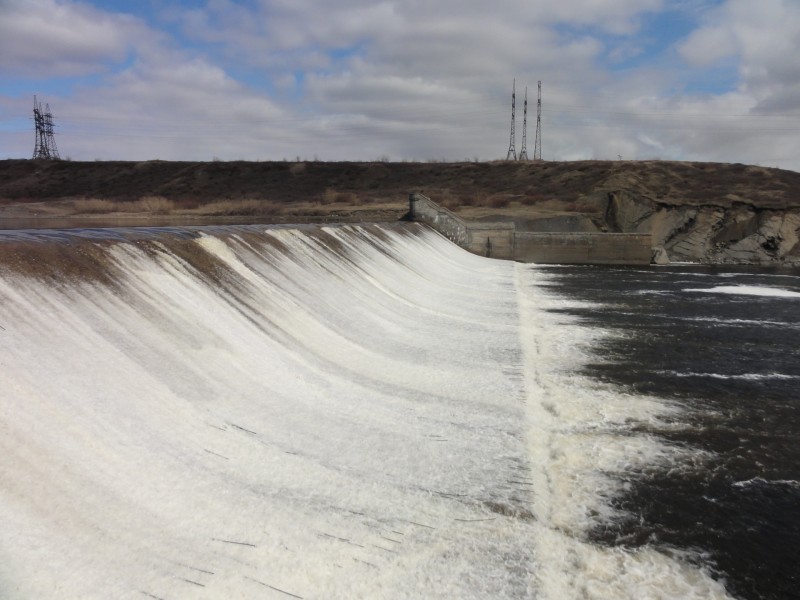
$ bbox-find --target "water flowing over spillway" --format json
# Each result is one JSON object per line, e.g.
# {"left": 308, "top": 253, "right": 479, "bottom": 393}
{"left": 0, "top": 224, "right": 729, "bottom": 599}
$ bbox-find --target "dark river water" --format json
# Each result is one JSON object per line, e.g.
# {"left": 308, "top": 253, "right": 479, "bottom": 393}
{"left": 539, "top": 265, "right": 800, "bottom": 600}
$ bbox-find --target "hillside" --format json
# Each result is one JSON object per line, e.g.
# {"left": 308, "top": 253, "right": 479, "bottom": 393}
{"left": 1, "top": 158, "right": 799, "bottom": 264}
{"left": 2, "top": 158, "right": 799, "bottom": 208}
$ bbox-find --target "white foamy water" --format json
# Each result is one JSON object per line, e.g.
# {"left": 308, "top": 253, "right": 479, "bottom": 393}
{"left": 656, "top": 370, "right": 799, "bottom": 381}
{"left": 684, "top": 285, "right": 800, "bottom": 298}
{"left": 732, "top": 477, "right": 800, "bottom": 489}
{"left": 0, "top": 225, "right": 730, "bottom": 599}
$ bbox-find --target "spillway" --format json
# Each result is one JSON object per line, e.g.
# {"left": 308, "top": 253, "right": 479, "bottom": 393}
{"left": 0, "top": 224, "right": 729, "bottom": 599}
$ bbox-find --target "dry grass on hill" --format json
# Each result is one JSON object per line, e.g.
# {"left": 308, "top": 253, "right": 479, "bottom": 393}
{"left": 1, "top": 159, "right": 799, "bottom": 223}
{"left": 55, "top": 189, "right": 371, "bottom": 219}
{"left": 67, "top": 196, "right": 291, "bottom": 217}
{"left": 71, "top": 196, "right": 177, "bottom": 215}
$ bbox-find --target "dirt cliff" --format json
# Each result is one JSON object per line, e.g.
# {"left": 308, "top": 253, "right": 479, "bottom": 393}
{"left": 604, "top": 190, "right": 800, "bottom": 264}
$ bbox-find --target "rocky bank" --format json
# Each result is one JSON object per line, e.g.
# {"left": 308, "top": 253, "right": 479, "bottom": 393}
{"left": 602, "top": 190, "right": 800, "bottom": 265}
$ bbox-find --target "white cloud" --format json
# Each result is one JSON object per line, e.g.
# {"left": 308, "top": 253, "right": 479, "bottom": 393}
{"left": 679, "top": 0, "right": 800, "bottom": 95}
{"left": 2, "top": 0, "right": 800, "bottom": 169}
{"left": 679, "top": 25, "right": 736, "bottom": 67}
{"left": 172, "top": 0, "right": 657, "bottom": 77}
{"left": 0, "top": 0, "right": 290, "bottom": 160}
{"left": 55, "top": 55, "right": 292, "bottom": 161}
{"left": 0, "top": 0, "right": 155, "bottom": 77}
{"left": 657, "top": 0, "right": 800, "bottom": 167}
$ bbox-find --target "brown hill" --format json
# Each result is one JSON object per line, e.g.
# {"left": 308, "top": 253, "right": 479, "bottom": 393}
{"left": 1, "top": 158, "right": 799, "bottom": 263}
{"left": 2, "top": 158, "right": 799, "bottom": 208}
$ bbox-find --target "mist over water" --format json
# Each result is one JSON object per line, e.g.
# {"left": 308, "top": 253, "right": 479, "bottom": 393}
{"left": 0, "top": 225, "right": 735, "bottom": 599}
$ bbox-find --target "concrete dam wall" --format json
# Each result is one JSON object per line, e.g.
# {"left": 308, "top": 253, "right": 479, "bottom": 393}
{"left": 514, "top": 232, "right": 653, "bottom": 264}
{"left": 408, "top": 193, "right": 653, "bottom": 264}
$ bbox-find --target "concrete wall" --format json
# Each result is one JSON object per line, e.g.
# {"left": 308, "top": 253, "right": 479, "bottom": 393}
{"left": 514, "top": 232, "right": 652, "bottom": 264}
{"left": 409, "top": 193, "right": 653, "bottom": 264}
{"left": 465, "top": 223, "right": 515, "bottom": 258}
{"left": 408, "top": 193, "right": 515, "bottom": 259}
{"left": 408, "top": 193, "right": 469, "bottom": 246}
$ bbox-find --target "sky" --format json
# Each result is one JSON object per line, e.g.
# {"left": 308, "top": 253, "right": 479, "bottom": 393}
{"left": 1, "top": 0, "right": 799, "bottom": 169}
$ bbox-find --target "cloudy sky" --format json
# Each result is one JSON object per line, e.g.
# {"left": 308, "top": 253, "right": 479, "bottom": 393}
{"left": 1, "top": 0, "right": 799, "bottom": 169}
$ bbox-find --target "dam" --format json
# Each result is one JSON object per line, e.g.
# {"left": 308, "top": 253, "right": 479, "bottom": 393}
{"left": 407, "top": 193, "right": 654, "bottom": 264}
{"left": 0, "top": 224, "right": 728, "bottom": 599}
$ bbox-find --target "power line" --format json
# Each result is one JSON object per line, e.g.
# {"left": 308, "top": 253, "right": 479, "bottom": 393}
{"left": 32, "top": 96, "right": 60, "bottom": 160}
{"left": 9, "top": 112, "right": 800, "bottom": 142}
{"left": 534, "top": 81, "right": 542, "bottom": 161}
{"left": 548, "top": 121, "right": 800, "bottom": 133}
{"left": 4, "top": 93, "right": 800, "bottom": 157}
{"left": 542, "top": 104, "right": 800, "bottom": 120}
{"left": 519, "top": 86, "right": 529, "bottom": 161}
{"left": 6, "top": 100, "right": 798, "bottom": 131}
{"left": 506, "top": 79, "right": 516, "bottom": 161}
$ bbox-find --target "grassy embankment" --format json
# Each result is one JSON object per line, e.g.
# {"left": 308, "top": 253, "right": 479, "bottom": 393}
{"left": 1, "top": 159, "right": 798, "bottom": 225}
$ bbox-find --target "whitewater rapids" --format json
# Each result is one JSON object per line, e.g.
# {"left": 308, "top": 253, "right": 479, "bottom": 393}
{"left": 0, "top": 224, "right": 729, "bottom": 599}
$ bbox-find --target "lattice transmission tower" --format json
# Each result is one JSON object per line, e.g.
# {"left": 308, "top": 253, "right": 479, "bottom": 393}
{"left": 505, "top": 79, "right": 517, "bottom": 161}
{"left": 33, "top": 95, "right": 60, "bottom": 160}
{"left": 533, "top": 81, "right": 542, "bottom": 161}
{"left": 518, "top": 86, "right": 529, "bottom": 160}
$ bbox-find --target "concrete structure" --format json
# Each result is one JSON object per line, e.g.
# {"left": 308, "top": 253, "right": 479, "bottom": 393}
{"left": 514, "top": 232, "right": 653, "bottom": 264}
{"left": 408, "top": 193, "right": 653, "bottom": 265}
{"left": 407, "top": 193, "right": 515, "bottom": 259}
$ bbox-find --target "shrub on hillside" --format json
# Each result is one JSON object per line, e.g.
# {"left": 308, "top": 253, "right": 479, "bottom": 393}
{"left": 486, "top": 195, "right": 511, "bottom": 208}
{"left": 72, "top": 198, "right": 117, "bottom": 214}
{"left": 72, "top": 196, "right": 176, "bottom": 215}
{"left": 440, "top": 198, "right": 460, "bottom": 211}
{"left": 192, "top": 199, "right": 276, "bottom": 216}
{"left": 520, "top": 193, "right": 546, "bottom": 206}
{"left": 459, "top": 194, "right": 481, "bottom": 206}
{"left": 322, "top": 188, "right": 361, "bottom": 205}
{"left": 136, "top": 196, "right": 174, "bottom": 214}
